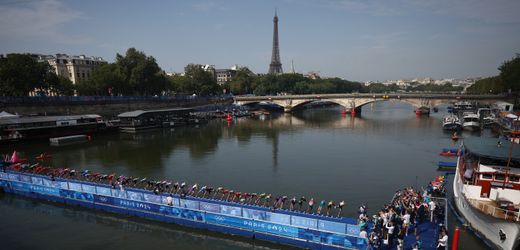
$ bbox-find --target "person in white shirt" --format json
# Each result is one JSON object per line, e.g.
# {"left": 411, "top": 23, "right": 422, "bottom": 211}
{"left": 437, "top": 231, "right": 448, "bottom": 250}
{"left": 359, "top": 229, "right": 367, "bottom": 239}
{"left": 429, "top": 200, "right": 436, "bottom": 222}
{"left": 166, "top": 194, "right": 173, "bottom": 206}
{"left": 386, "top": 222, "right": 395, "bottom": 247}
{"left": 402, "top": 211, "right": 411, "bottom": 235}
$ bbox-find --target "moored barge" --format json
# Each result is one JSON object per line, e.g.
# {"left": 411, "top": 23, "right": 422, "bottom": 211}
{"left": 0, "top": 169, "right": 367, "bottom": 250}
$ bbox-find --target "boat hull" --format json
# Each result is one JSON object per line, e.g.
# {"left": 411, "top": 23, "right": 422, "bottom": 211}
{"left": 463, "top": 121, "right": 481, "bottom": 131}
{"left": 443, "top": 122, "right": 462, "bottom": 130}
{"left": 453, "top": 167, "right": 520, "bottom": 250}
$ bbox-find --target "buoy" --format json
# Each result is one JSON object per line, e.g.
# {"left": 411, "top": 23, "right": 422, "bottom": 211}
{"left": 452, "top": 227, "right": 460, "bottom": 250}
{"left": 226, "top": 113, "right": 232, "bottom": 122}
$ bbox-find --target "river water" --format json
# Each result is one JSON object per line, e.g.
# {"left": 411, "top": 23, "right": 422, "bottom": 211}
{"left": 0, "top": 101, "right": 488, "bottom": 249}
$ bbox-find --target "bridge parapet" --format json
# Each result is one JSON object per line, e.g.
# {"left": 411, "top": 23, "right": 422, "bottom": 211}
{"left": 234, "top": 93, "right": 513, "bottom": 112}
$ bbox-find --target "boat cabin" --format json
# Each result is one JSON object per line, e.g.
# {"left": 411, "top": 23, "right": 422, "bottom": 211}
{"left": 460, "top": 138, "right": 520, "bottom": 207}
{"left": 118, "top": 108, "right": 194, "bottom": 131}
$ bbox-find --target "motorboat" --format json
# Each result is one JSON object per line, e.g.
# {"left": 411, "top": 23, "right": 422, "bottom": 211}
{"left": 477, "top": 108, "right": 496, "bottom": 127}
{"left": 415, "top": 106, "right": 430, "bottom": 115}
{"left": 442, "top": 114, "right": 462, "bottom": 130}
{"left": 453, "top": 137, "right": 520, "bottom": 249}
{"left": 462, "top": 112, "right": 481, "bottom": 131}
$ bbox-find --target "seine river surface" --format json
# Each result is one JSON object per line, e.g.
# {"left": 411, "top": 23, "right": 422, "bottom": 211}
{"left": 0, "top": 101, "right": 489, "bottom": 250}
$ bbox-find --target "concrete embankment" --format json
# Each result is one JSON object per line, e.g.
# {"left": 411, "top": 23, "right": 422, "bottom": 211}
{"left": 1, "top": 98, "right": 233, "bottom": 117}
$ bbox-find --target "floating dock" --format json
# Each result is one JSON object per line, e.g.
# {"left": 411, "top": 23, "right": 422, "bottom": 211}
{"left": 49, "top": 135, "right": 89, "bottom": 146}
{"left": 0, "top": 171, "right": 367, "bottom": 250}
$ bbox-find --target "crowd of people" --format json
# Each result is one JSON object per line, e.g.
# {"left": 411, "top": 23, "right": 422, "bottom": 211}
{"left": 361, "top": 180, "right": 447, "bottom": 250}
{"left": 2, "top": 151, "right": 347, "bottom": 217}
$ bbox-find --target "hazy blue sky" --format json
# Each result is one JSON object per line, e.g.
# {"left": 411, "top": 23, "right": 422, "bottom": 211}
{"left": 1, "top": 0, "right": 519, "bottom": 81}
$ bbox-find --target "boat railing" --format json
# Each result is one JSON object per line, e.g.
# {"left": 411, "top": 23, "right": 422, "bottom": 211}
{"left": 466, "top": 198, "right": 520, "bottom": 222}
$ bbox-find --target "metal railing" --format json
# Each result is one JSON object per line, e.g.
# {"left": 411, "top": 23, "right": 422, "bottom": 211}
{"left": 467, "top": 198, "right": 520, "bottom": 222}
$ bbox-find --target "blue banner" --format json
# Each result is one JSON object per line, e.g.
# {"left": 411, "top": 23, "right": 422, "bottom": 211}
{"left": 292, "top": 215, "right": 318, "bottom": 229}
{"left": 10, "top": 181, "right": 31, "bottom": 191}
{"left": 68, "top": 182, "right": 82, "bottom": 192}
{"left": 96, "top": 186, "right": 112, "bottom": 196}
{"left": 81, "top": 184, "right": 96, "bottom": 194}
{"left": 318, "top": 220, "right": 346, "bottom": 234}
{"left": 113, "top": 197, "right": 159, "bottom": 212}
{"left": 113, "top": 189, "right": 127, "bottom": 198}
{"left": 179, "top": 208, "right": 204, "bottom": 221}
{"left": 206, "top": 213, "right": 249, "bottom": 229}
{"left": 59, "top": 181, "right": 68, "bottom": 189}
{"left": 243, "top": 208, "right": 267, "bottom": 220}
{"left": 143, "top": 193, "right": 162, "bottom": 204}
{"left": 298, "top": 228, "right": 321, "bottom": 242}
{"left": 220, "top": 204, "right": 242, "bottom": 217}
{"left": 0, "top": 172, "right": 8, "bottom": 180}
{"left": 30, "top": 184, "right": 60, "bottom": 196}
{"left": 8, "top": 173, "right": 19, "bottom": 181}
{"left": 0, "top": 180, "right": 8, "bottom": 187}
{"left": 346, "top": 224, "right": 361, "bottom": 236}
{"left": 179, "top": 199, "right": 199, "bottom": 210}
{"left": 60, "top": 189, "right": 94, "bottom": 202}
{"left": 248, "top": 219, "right": 299, "bottom": 238}
{"left": 94, "top": 194, "right": 114, "bottom": 205}
{"left": 31, "top": 177, "right": 43, "bottom": 186}
{"left": 126, "top": 191, "right": 144, "bottom": 201}
{"left": 20, "top": 175, "right": 32, "bottom": 183}
{"left": 266, "top": 212, "right": 291, "bottom": 225}
{"left": 200, "top": 202, "right": 220, "bottom": 213}
{"left": 159, "top": 206, "right": 204, "bottom": 221}
{"left": 320, "top": 231, "right": 355, "bottom": 248}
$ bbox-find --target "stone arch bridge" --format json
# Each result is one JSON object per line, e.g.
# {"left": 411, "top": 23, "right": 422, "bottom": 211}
{"left": 234, "top": 93, "right": 513, "bottom": 113}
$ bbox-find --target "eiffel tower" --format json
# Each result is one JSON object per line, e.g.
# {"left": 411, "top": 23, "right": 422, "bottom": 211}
{"left": 268, "top": 9, "right": 283, "bottom": 74}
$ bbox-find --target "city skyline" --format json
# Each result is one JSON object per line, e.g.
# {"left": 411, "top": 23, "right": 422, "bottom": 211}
{"left": 0, "top": 0, "right": 519, "bottom": 82}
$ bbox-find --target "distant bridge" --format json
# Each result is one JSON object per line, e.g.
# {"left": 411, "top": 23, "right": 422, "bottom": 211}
{"left": 234, "top": 93, "right": 514, "bottom": 112}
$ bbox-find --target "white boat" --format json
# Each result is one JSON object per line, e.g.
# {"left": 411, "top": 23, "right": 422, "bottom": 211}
{"left": 453, "top": 137, "right": 520, "bottom": 249}
{"left": 452, "top": 101, "right": 474, "bottom": 112}
{"left": 463, "top": 112, "right": 481, "bottom": 131}
{"left": 442, "top": 114, "right": 462, "bottom": 130}
{"left": 478, "top": 108, "right": 497, "bottom": 127}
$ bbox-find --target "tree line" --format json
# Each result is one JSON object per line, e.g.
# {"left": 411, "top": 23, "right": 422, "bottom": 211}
{"left": 3, "top": 48, "right": 515, "bottom": 97}
{"left": 466, "top": 54, "right": 520, "bottom": 94}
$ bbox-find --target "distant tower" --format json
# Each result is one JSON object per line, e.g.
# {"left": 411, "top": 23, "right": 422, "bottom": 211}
{"left": 268, "top": 9, "right": 283, "bottom": 74}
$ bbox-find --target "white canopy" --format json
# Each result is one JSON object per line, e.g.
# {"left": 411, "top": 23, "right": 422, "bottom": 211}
{"left": 0, "top": 111, "right": 18, "bottom": 118}
{"left": 506, "top": 113, "right": 518, "bottom": 119}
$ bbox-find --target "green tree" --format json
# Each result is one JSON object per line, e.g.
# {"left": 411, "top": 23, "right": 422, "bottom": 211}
{"left": 115, "top": 48, "right": 167, "bottom": 95}
{"left": 229, "top": 67, "right": 255, "bottom": 94}
{"left": 0, "top": 54, "right": 50, "bottom": 96}
{"left": 498, "top": 54, "right": 520, "bottom": 93}
{"left": 466, "top": 76, "right": 504, "bottom": 94}
{"left": 77, "top": 63, "right": 126, "bottom": 95}
{"left": 47, "top": 74, "right": 74, "bottom": 96}
{"left": 184, "top": 64, "right": 220, "bottom": 95}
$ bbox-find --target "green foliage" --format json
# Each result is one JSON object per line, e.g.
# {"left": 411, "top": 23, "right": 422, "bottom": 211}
{"left": 229, "top": 67, "right": 254, "bottom": 94}
{"left": 183, "top": 64, "right": 221, "bottom": 95}
{"left": 467, "top": 54, "right": 520, "bottom": 94}
{"left": 466, "top": 76, "right": 504, "bottom": 94}
{"left": 406, "top": 83, "right": 463, "bottom": 92}
{"left": 115, "top": 48, "right": 167, "bottom": 96}
{"left": 498, "top": 54, "right": 520, "bottom": 93}
{"left": 0, "top": 54, "right": 74, "bottom": 96}
{"left": 241, "top": 73, "right": 364, "bottom": 95}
